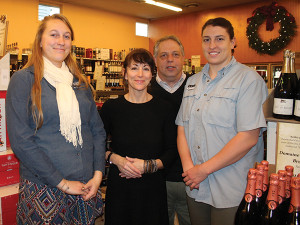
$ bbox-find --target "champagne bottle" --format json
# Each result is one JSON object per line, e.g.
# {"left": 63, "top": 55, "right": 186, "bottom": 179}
{"left": 277, "top": 170, "right": 288, "bottom": 225}
{"left": 277, "top": 170, "right": 287, "bottom": 205}
{"left": 261, "top": 160, "right": 270, "bottom": 204}
{"left": 261, "top": 173, "right": 280, "bottom": 225}
{"left": 235, "top": 169, "right": 260, "bottom": 225}
{"left": 284, "top": 166, "right": 294, "bottom": 210}
{"left": 290, "top": 51, "right": 300, "bottom": 121}
{"left": 255, "top": 164, "right": 265, "bottom": 214}
{"left": 273, "top": 49, "right": 298, "bottom": 119}
{"left": 294, "top": 76, "right": 300, "bottom": 121}
{"left": 286, "top": 177, "right": 300, "bottom": 225}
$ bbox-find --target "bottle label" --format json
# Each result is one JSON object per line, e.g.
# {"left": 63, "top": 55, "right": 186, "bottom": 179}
{"left": 295, "top": 100, "right": 300, "bottom": 117}
{"left": 273, "top": 98, "right": 293, "bottom": 115}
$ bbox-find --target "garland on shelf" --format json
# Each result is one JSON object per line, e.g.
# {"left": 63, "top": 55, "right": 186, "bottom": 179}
{"left": 246, "top": 1, "right": 297, "bottom": 55}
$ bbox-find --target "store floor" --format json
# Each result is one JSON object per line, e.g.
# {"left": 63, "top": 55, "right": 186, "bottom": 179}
{"left": 94, "top": 213, "right": 180, "bottom": 225}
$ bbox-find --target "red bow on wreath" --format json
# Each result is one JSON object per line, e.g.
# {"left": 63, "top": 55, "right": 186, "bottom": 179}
{"left": 247, "top": 1, "right": 295, "bottom": 31}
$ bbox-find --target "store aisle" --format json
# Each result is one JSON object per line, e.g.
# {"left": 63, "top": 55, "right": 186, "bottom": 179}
{"left": 94, "top": 213, "right": 180, "bottom": 225}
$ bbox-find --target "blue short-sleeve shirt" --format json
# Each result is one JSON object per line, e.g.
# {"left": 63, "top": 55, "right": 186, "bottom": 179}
{"left": 176, "top": 57, "right": 268, "bottom": 208}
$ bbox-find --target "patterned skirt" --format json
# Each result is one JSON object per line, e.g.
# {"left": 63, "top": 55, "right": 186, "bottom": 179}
{"left": 17, "top": 179, "right": 103, "bottom": 225}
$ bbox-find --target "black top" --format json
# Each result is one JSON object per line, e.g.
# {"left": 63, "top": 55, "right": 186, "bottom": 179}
{"left": 148, "top": 76, "right": 187, "bottom": 181}
{"left": 100, "top": 96, "right": 176, "bottom": 225}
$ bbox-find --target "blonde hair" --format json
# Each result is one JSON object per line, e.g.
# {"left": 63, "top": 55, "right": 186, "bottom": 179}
{"left": 24, "top": 14, "right": 87, "bottom": 129}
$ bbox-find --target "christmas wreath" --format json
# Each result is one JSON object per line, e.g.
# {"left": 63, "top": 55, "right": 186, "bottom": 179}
{"left": 246, "top": 1, "right": 297, "bottom": 55}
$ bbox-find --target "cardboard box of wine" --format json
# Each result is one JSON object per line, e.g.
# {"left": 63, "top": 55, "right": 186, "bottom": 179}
{"left": 0, "top": 183, "right": 19, "bottom": 225}
{"left": 0, "top": 149, "right": 20, "bottom": 187}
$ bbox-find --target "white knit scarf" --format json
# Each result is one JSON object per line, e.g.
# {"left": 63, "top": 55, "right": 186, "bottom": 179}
{"left": 43, "top": 56, "right": 83, "bottom": 147}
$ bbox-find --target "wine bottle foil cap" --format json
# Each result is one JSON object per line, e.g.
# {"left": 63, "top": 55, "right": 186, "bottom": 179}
{"left": 290, "top": 51, "right": 295, "bottom": 58}
{"left": 285, "top": 165, "right": 294, "bottom": 173}
{"left": 261, "top": 160, "right": 269, "bottom": 170}
{"left": 291, "top": 177, "right": 300, "bottom": 189}
{"left": 270, "top": 173, "right": 279, "bottom": 185}
{"left": 248, "top": 168, "right": 257, "bottom": 179}
{"left": 256, "top": 169, "right": 264, "bottom": 176}
{"left": 256, "top": 164, "right": 265, "bottom": 172}
{"left": 278, "top": 170, "right": 287, "bottom": 180}
{"left": 283, "top": 49, "right": 290, "bottom": 57}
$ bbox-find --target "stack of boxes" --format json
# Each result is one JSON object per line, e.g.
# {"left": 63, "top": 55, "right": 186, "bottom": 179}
{"left": 0, "top": 91, "right": 20, "bottom": 225}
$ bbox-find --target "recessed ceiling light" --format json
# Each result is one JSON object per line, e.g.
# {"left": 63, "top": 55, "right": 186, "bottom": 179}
{"left": 185, "top": 2, "right": 199, "bottom": 8}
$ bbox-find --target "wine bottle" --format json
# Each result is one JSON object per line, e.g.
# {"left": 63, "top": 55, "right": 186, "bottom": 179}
{"left": 261, "top": 160, "right": 269, "bottom": 204}
{"left": 294, "top": 76, "right": 300, "bottom": 121}
{"left": 255, "top": 164, "right": 265, "bottom": 215}
{"left": 277, "top": 170, "right": 288, "bottom": 225}
{"left": 260, "top": 173, "right": 280, "bottom": 225}
{"left": 235, "top": 169, "right": 260, "bottom": 225}
{"left": 277, "top": 170, "right": 287, "bottom": 205}
{"left": 286, "top": 177, "right": 300, "bottom": 225}
{"left": 273, "top": 49, "right": 298, "bottom": 119}
{"left": 290, "top": 51, "right": 300, "bottom": 121}
{"left": 284, "top": 166, "right": 294, "bottom": 209}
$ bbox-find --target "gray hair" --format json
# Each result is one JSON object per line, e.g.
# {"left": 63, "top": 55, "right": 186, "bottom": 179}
{"left": 153, "top": 35, "right": 184, "bottom": 58}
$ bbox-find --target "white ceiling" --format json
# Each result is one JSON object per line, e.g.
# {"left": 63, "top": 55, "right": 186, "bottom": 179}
{"left": 58, "top": 0, "right": 261, "bottom": 20}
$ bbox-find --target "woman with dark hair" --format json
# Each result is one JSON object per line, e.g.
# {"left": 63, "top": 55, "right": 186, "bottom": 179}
{"left": 176, "top": 17, "right": 268, "bottom": 225}
{"left": 100, "top": 48, "right": 176, "bottom": 225}
{"left": 6, "top": 14, "right": 106, "bottom": 224}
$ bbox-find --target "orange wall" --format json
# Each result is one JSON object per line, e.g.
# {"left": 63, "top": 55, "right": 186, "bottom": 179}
{"left": 1, "top": 0, "right": 149, "bottom": 54}
{"left": 149, "top": 0, "right": 300, "bottom": 64}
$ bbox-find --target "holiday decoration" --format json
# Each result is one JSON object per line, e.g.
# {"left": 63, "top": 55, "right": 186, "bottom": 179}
{"left": 246, "top": 1, "right": 297, "bottom": 55}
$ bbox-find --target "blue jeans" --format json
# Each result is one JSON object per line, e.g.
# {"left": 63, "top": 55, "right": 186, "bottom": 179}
{"left": 166, "top": 181, "right": 191, "bottom": 225}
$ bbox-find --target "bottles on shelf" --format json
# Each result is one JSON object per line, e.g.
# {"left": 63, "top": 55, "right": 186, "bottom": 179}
{"left": 235, "top": 169, "right": 260, "bottom": 225}
{"left": 6, "top": 42, "right": 19, "bottom": 54}
{"left": 273, "top": 49, "right": 298, "bottom": 120}
{"left": 9, "top": 53, "right": 29, "bottom": 77}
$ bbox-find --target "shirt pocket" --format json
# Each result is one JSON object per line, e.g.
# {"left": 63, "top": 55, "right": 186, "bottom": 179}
{"left": 205, "top": 87, "right": 238, "bottom": 128}
{"left": 181, "top": 89, "right": 198, "bottom": 122}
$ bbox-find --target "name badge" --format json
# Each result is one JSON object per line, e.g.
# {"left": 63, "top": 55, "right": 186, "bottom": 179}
{"left": 187, "top": 84, "right": 196, "bottom": 90}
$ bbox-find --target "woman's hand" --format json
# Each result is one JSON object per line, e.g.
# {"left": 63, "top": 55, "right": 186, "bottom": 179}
{"left": 57, "top": 179, "right": 88, "bottom": 195}
{"left": 111, "top": 154, "right": 142, "bottom": 178}
{"left": 119, "top": 157, "right": 144, "bottom": 178}
{"left": 81, "top": 171, "right": 102, "bottom": 201}
{"left": 182, "top": 164, "right": 209, "bottom": 190}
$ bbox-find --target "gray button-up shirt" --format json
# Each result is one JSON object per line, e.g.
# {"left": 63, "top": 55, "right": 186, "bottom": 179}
{"left": 176, "top": 57, "right": 268, "bottom": 208}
